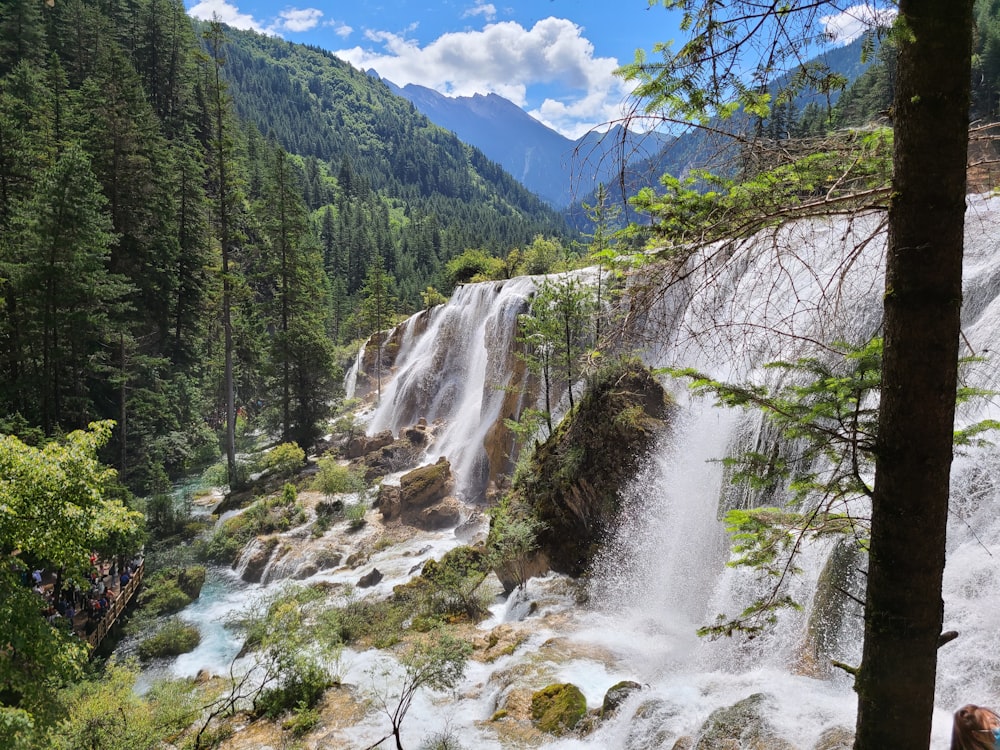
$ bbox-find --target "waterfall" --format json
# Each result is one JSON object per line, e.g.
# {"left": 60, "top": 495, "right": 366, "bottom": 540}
{"left": 356, "top": 276, "right": 543, "bottom": 500}
{"left": 149, "top": 196, "right": 1000, "bottom": 748}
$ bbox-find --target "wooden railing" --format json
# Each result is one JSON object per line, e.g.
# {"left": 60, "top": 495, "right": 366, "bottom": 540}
{"left": 86, "top": 559, "right": 144, "bottom": 652}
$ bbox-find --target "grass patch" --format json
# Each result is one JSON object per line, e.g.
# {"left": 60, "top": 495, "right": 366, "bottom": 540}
{"left": 137, "top": 618, "right": 201, "bottom": 660}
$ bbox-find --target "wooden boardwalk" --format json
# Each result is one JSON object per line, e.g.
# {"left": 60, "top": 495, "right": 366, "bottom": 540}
{"left": 85, "top": 560, "right": 144, "bottom": 652}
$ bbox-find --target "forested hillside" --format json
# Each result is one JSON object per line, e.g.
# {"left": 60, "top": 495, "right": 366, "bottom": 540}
{"left": 211, "top": 26, "right": 571, "bottom": 298}
{"left": 0, "top": 0, "right": 570, "bottom": 495}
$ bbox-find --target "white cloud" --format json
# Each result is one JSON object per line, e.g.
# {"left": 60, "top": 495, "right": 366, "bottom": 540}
{"left": 187, "top": 0, "right": 265, "bottom": 32}
{"left": 462, "top": 2, "right": 496, "bottom": 21}
{"left": 328, "top": 21, "right": 353, "bottom": 38}
{"left": 821, "top": 4, "right": 897, "bottom": 45}
{"left": 187, "top": 1, "right": 341, "bottom": 38}
{"left": 273, "top": 8, "right": 323, "bottom": 33}
{"left": 334, "top": 17, "right": 630, "bottom": 138}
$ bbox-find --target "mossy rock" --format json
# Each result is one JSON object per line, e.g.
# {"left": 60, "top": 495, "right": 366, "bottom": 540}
{"left": 137, "top": 618, "right": 201, "bottom": 660}
{"left": 175, "top": 565, "right": 206, "bottom": 598}
{"left": 694, "top": 693, "right": 793, "bottom": 750}
{"left": 813, "top": 726, "right": 854, "bottom": 750}
{"left": 498, "top": 359, "right": 673, "bottom": 581}
{"left": 139, "top": 566, "right": 206, "bottom": 615}
{"left": 602, "top": 680, "right": 643, "bottom": 716}
{"left": 530, "top": 683, "right": 587, "bottom": 735}
{"left": 399, "top": 457, "right": 452, "bottom": 507}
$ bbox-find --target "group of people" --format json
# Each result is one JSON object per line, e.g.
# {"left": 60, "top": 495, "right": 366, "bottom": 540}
{"left": 27, "top": 553, "right": 142, "bottom": 639}
{"left": 952, "top": 704, "right": 1000, "bottom": 749}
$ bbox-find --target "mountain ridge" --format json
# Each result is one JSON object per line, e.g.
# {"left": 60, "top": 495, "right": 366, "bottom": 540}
{"left": 379, "top": 77, "right": 669, "bottom": 208}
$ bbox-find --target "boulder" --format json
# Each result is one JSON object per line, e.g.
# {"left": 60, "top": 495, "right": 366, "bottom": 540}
{"left": 357, "top": 568, "right": 383, "bottom": 588}
{"left": 693, "top": 693, "right": 794, "bottom": 750}
{"left": 813, "top": 726, "right": 854, "bottom": 750}
{"left": 602, "top": 680, "right": 643, "bottom": 716}
{"left": 399, "top": 456, "right": 451, "bottom": 506}
{"left": 415, "top": 496, "right": 463, "bottom": 529}
{"left": 621, "top": 698, "right": 683, "bottom": 750}
{"left": 378, "top": 458, "right": 460, "bottom": 529}
{"left": 530, "top": 683, "right": 588, "bottom": 736}
{"left": 344, "top": 429, "right": 394, "bottom": 459}
{"left": 239, "top": 538, "right": 277, "bottom": 583}
{"left": 354, "top": 424, "right": 430, "bottom": 479}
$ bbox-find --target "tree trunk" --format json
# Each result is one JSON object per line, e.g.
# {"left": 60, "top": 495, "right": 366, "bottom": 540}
{"left": 854, "top": 2, "right": 974, "bottom": 748}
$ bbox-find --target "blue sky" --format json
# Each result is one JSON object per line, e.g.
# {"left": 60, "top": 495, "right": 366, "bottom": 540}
{"left": 184, "top": 0, "right": 888, "bottom": 139}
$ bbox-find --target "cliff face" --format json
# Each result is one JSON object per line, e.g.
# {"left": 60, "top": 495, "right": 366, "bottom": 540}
{"left": 500, "top": 360, "right": 674, "bottom": 582}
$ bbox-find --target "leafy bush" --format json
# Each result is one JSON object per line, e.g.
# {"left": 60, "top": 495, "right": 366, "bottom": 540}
{"left": 520, "top": 235, "right": 567, "bottom": 275}
{"left": 144, "top": 493, "right": 182, "bottom": 539}
{"left": 201, "top": 458, "right": 255, "bottom": 489}
{"left": 444, "top": 247, "right": 499, "bottom": 286}
{"left": 421, "top": 286, "right": 448, "bottom": 309}
{"left": 50, "top": 660, "right": 198, "bottom": 750}
{"left": 200, "top": 491, "right": 306, "bottom": 564}
{"left": 139, "top": 567, "right": 206, "bottom": 615}
{"left": 262, "top": 442, "right": 305, "bottom": 477}
{"left": 283, "top": 703, "right": 321, "bottom": 737}
{"left": 418, "top": 546, "right": 491, "bottom": 621}
{"left": 345, "top": 500, "right": 367, "bottom": 530}
{"left": 256, "top": 658, "right": 330, "bottom": 719}
{"left": 279, "top": 482, "right": 297, "bottom": 506}
{"left": 137, "top": 618, "right": 201, "bottom": 660}
{"left": 314, "top": 456, "right": 366, "bottom": 497}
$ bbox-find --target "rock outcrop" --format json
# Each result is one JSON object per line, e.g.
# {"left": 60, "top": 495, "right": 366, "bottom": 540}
{"left": 344, "top": 429, "right": 394, "bottom": 459}
{"left": 530, "top": 683, "right": 588, "bottom": 736}
{"left": 350, "top": 420, "right": 432, "bottom": 481}
{"left": 376, "top": 457, "right": 462, "bottom": 529}
{"left": 494, "top": 360, "right": 672, "bottom": 586}
{"left": 693, "top": 693, "right": 795, "bottom": 750}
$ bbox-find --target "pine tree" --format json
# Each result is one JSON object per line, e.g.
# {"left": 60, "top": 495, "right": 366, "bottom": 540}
{"left": 14, "top": 145, "right": 128, "bottom": 431}
{"left": 203, "top": 20, "right": 241, "bottom": 487}
{"left": 360, "top": 254, "right": 397, "bottom": 401}
{"left": 257, "top": 146, "right": 337, "bottom": 444}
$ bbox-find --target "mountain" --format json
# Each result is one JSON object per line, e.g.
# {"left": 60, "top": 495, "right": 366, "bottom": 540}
{"left": 213, "top": 28, "right": 571, "bottom": 258}
{"left": 380, "top": 79, "right": 669, "bottom": 208}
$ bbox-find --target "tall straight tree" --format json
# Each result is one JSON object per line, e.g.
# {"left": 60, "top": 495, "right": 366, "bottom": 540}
{"left": 203, "top": 19, "right": 239, "bottom": 487}
{"left": 257, "top": 146, "right": 337, "bottom": 445}
{"left": 360, "top": 254, "right": 397, "bottom": 402}
{"left": 14, "top": 145, "right": 126, "bottom": 432}
{"left": 623, "top": 2, "right": 975, "bottom": 747}
{"left": 856, "top": 3, "right": 974, "bottom": 747}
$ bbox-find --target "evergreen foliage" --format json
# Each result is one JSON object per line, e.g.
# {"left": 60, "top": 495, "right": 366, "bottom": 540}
{"left": 0, "top": 0, "right": 572, "bottom": 498}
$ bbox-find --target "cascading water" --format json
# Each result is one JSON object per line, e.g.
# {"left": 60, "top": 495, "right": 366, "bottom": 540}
{"left": 355, "top": 276, "right": 543, "bottom": 500}
{"left": 139, "top": 196, "right": 1000, "bottom": 748}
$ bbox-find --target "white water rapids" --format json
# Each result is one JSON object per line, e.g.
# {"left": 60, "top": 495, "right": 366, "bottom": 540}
{"left": 141, "top": 195, "right": 1000, "bottom": 748}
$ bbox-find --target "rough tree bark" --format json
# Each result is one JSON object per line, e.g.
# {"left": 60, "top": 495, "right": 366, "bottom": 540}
{"left": 855, "top": 2, "right": 974, "bottom": 748}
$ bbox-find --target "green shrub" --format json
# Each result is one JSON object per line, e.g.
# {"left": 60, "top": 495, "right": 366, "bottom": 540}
{"left": 345, "top": 501, "right": 367, "bottom": 530}
{"left": 314, "top": 456, "right": 366, "bottom": 496}
{"left": 139, "top": 566, "right": 206, "bottom": 615}
{"left": 200, "top": 530, "right": 243, "bottom": 564}
{"left": 444, "top": 247, "right": 499, "bottom": 286}
{"left": 201, "top": 458, "right": 254, "bottom": 488}
{"left": 279, "top": 482, "right": 297, "bottom": 506}
{"left": 255, "top": 658, "right": 330, "bottom": 719}
{"left": 282, "top": 703, "right": 321, "bottom": 737}
{"left": 200, "top": 490, "right": 308, "bottom": 564}
{"left": 137, "top": 618, "right": 201, "bottom": 660}
{"left": 262, "top": 442, "right": 305, "bottom": 477}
